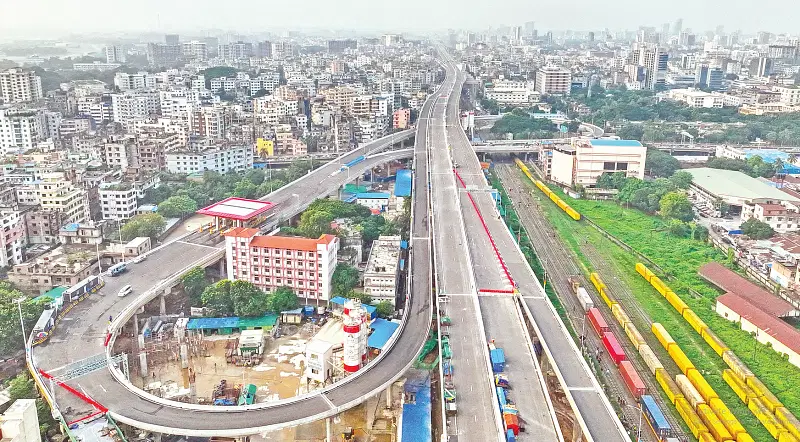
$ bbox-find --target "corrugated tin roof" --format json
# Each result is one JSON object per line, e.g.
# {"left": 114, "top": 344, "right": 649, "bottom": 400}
{"left": 699, "top": 262, "right": 798, "bottom": 317}
{"left": 356, "top": 193, "right": 390, "bottom": 199}
{"left": 717, "top": 293, "right": 800, "bottom": 355}
{"left": 687, "top": 168, "right": 800, "bottom": 203}
{"left": 368, "top": 318, "right": 400, "bottom": 349}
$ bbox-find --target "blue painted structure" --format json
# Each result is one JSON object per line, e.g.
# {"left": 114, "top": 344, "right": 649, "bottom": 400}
{"left": 395, "top": 169, "right": 412, "bottom": 197}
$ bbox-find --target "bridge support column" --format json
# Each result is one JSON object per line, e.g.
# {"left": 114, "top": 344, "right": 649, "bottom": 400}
{"left": 218, "top": 259, "right": 226, "bottom": 278}
{"left": 386, "top": 384, "right": 392, "bottom": 408}
{"left": 326, "top": 417, "right": 332, "bottom": 442}
{"left": 133, "top": 313, "right": 139, "bottom": 337}
{"left": 139, "top": 352, "right": 148, "bottom": 378}
{"left": 160, "top": 291, "right": 167, "bottom": 316}
{"left": 539, "top": 352, "right": 550, "bottom": 374}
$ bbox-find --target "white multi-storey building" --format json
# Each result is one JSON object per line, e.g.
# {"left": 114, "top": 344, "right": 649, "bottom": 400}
{"left": 550, "top": 139, "right": 647, "bottom": 188}
{"left": 0, "top": 207, "right": 25, "bottom": 267}
{"left": 535, "top": 66, "right": 572, "bottom": 95}
{"left": 105, "top": 45, "right": 126, "bottom": 63}
{"left": 159, "top": 89, "right": 200, "bottom": 126}
{"left": 114, "top": 72, "right": 157, "bottom": 90}
{"left": 111, "top": 90, "right": 160, "bottom": 128}
{"left": 99, "top": 182, "right": 138, "bottom": 220}
{"left": 0, "top": 108, "right": 45, "bottom": 155}
{"left": 224, "top": 227, "right": 339, "bottom": 302}
{"left": 166, "top": 145, "right": 253, "bottom": 174}
{"left": 0, "top": 68, "right": 43, "bottom": 103}
{"left": 363, "top": 235, "right": 401, "bottom": 304}
{"left": 31, "top": 172, "right": 87, "bottom": 223}
{"left": 774, "top": 86, "right": 800, "bottom": 106}
{"left": 485, "top": 80, "right": 539, "bottom": 104}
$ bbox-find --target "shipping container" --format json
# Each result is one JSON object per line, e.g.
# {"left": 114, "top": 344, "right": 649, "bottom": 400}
{"left": 702, "top": 327, "right": 729, "bottom": 356}
{"left": 688, "top": 368, "right": 719, "bottom": 402}
{"left": 602, "top": 332, "right": 626, "bottom": 365}
{"left": 709, "top": 397, "right": 746, "bottom": 438}
{"left": 779, "top": 432, "right": 799, "bottom": 442}
{"left": 639, "top": 344, "right": 664, "bottom": 375}
{"left": 677, "top": 374, "right": 706, "bottom": 408}
{"left": 600, "top": 289, "right": 614, "bottom": 309}
{"left": 490, "top": 348, "right": 506, "bottom": 373}
{"left": 576, "top": 287, "right": 594, "bottom": 312}
{"left": 506, "top": 429, "right": 516, "bottom": 442}
{"left": 565, "top": 207, "right": 581, "bottom": 221}
{"left": 665, "top": 290, "right": 690, "bottom": 315}
{"left": 776, "top": 407, "right": 800, "bottom": 441}
{"left": 652, "top": 323, "right": 676, "bottom": 350}
{"left": 624, "top": 322, "right": 646, "bottom": 351}
{"left": 750, "top": 397, "right": 788, "bottom": 439}
{"left": 675, "top": 397, "right": 710, "bottom": 439}
{"left": 683, "top": 309, "right": 708, "bottom": 334}
{"left": 737, "top": 434, "right": 755, "bottom": 442}
{"left": 641, "top": 394, "right": 673, "bottom": 440}
{"left": 722, "top": 369, "right": 757, "bottom": 404}
{"left": 723, "top": 351, "right": 754, "bottom": 381}
{"left": 587, "top": 308, "right": 610, "bottom": 337}
{"left": 619, "top": 360, "right": 646, "bottom": 398}
{"left": 656, "top": 368, "right": 684, "bottom": 405}
{"left": 669, "top": 343, "right": 696, "bottom": 375}
{"left": 697, "top": 403, "right": 734, "bottom": 442}
{"left": 497, "top": 386, "right": 507, "bottom": 407}
{"left": 611, "top": 303, "right": 631, "bottom": 327}
{"left": 746, "top": 377, "right": 783, "bottom": 413}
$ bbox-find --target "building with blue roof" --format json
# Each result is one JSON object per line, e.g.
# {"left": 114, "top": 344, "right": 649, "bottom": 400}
{"left": 368, "top": 318, "right": 400, "bottom": 349}
{"left": 395, "top": 169, "right": 412, "bottom": 197}
{"left": 551, "top": 138, "right": 647, "bottom": 188}
{"left": 398, "top": 374, "right": 431, "bottom": 442}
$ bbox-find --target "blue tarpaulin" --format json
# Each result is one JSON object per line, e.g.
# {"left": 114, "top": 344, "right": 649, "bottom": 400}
{"left": 187, "top": 317, "right": 240, "bottom": 330}
{"left": 368, "top": 318, "right": 400, "bottom": 349}
{"left": 399, "top": 376, "right": 431, "bottom": 442}
{"left": 395, "top": 169, "right": 412, "bottom": 197}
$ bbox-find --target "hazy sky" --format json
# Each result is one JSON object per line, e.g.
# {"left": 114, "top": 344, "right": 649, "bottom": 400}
{"left": 1, "top": 0, "right": 798, "bottom": 36}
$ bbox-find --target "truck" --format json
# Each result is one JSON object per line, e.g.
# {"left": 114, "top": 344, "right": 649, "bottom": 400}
{"left": 488, "top": 340, "right": 505, "bottom": 373}
{"left": 340, "top": 155, "right": 366, "bottom": 171}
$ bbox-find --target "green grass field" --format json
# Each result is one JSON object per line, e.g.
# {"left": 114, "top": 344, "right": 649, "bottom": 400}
{"left": 508, "top": 167, "right": 800, "bottom": 441}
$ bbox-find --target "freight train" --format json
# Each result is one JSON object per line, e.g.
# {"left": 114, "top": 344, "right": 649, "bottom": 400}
{"left": 514, "top": 158, "right": 580, "bottom": 221}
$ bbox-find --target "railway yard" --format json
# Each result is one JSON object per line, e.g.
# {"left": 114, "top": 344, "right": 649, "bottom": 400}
{"left": 491, "top": 158, "right": 800, "bottom": 442}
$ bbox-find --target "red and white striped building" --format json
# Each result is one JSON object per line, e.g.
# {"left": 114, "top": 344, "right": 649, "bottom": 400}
{"left": 223, "top": 228, "right": 339, "bottom": 302}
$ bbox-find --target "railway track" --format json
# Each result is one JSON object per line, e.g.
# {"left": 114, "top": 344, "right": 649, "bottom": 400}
{"left": 495, "top": 164, "right": 686, "bottom": 441}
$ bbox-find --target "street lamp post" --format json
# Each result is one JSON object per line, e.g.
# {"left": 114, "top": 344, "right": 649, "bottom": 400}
{"left": 14, "top": 297, "right": 27, "bottom": 349}
{"left": 117, "top": 219, "right": 125, "bottom": 263}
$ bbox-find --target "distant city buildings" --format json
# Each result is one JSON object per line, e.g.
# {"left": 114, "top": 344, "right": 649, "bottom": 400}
{"left": 0, "top": 68, "right": 43, "bottom": 103}
{"left": 535, "top": 67, "right": 572, "bottom": 95}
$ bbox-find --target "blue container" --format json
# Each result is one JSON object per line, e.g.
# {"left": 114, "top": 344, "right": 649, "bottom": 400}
{"left": 490, "top": 348, "right": 506, "bottom": 373}
{"left": 506, "top": 429, "right": 516, "bottom": 442}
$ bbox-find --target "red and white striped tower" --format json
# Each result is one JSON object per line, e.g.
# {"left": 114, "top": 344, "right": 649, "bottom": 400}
{"left": 359, "top": 306, "right": 368, "bottom": 364}
{"left": 342, "top": 299, "right": 362, "bottom": 373}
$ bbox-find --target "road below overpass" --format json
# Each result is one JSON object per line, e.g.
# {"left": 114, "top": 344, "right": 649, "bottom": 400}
{"left": 442, "top": 53, "right": 628, "bottom": 441}
{"left": 31, "top": 130, "right": 424, "bottom": 435}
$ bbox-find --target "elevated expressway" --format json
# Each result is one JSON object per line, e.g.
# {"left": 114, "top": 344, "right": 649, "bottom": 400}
{"left": 30, "top": 126, "right": 428, "bottom": 435}
{"left": 442, "top": 54, "right": 629, "bottom": 441}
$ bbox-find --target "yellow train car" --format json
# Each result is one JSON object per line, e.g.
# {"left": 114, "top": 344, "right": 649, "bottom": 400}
{"left": 697, "top": 403, "right": 734, "bottom": 442}
{"left": 688, "top": 368, "right": 719, "bottom": 403}
{"left": 624, "top": 322, "right": 647, "bottom": 351}
{"left": 677, "top": 373, "right": 707, "bottom": 408}
{"left": 650, "top": 276, "right": 669, "bottom": 296}
{"left": 652, "top": 323, "right": 675, "bottom": 350}
{"left": 683, "top": 309, "right": 708, "bottom": 334}
{"left": 722, "top": 350, "right": 754, "bottom": 381}
{"left": 699, "top": 433, "right": 717, "bottom": 442}
{"left": 638, "top": 344, "right": 664, "bottom": 375}
{"left": 747, "top": 377, "right": 784, "bottom": 413}
{"left": 775, "top": 407, "right": 800, "bottom": 440}
{"left": 599, "top": 288, "right": 614, "bottom": 308}
{"left": 611, "top": 303, "right": 631, "bottom": 327}
{"left": 722, "top": 369, "right": 757, "bottom": 404}
{"left": 778, "top": 432, "right": 800, "bottom": 442}
{"left": 635, "top": 262, "right": 652, "bottom": 281}
{"left": 656, "top": 368, "right": 684, "bottom": 405}
{"left": 665, "top": 290, "right": 690, "bottom": 315}
{"left": 709, "top": 397, "right": 747, "bottom": 438}
{"left": 749, "top": 397, "right": 788, "bottom": 439}
{"left": 676, "top": 396, "right": 711, "bottom": 439}
{"left": 669, "top": 343, "right": 696, "bottom": 375}
{"left": 590, "top": 272, "right": 606, "bottom": 292}
{"left": 736, "top": 434, "right": 755, "bottom": 442}
{"left": 701, "top": 327, "right": 729, "bottom": 356}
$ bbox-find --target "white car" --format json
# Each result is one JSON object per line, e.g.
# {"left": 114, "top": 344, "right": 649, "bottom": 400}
{"left": 118, "top": 285, "right": 132, "bottom": 297}
{"left": 133, "top": 255, "right": 146, "bottom": 263}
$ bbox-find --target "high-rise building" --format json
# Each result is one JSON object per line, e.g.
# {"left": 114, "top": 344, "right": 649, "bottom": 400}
{"left": 0, "top": 68, "right": 43, "bottom": 103}
{"left": 588, "top": 32, "right": 595, "bottom": 42}
{"left": 327, "top": 39, "right": 357, "bottom": 53}
{"left": 524, "top": 21, "right": 536, "bottom": 37}
{"left": 165, "top": 34, "right": 180, "bottom": 45}
{"left": 146, "top": 43, "right": 182, "bottom": 66}
{"left": 672, "top": 18, "right": 683, "bottom": 36}
{"left": 695, "top": 65, "right": 724, "bottom": 90}
{"left": 750, "top": 57, "right": 774, "bottom": 77}
{"left": 0, "top": 108, "right": 45, "bottom": 154}
{"left": 256, "top": 41, "right": 273, "bottom": 58}
{"left": 105, "top": 45, "right": 126, "bottom": 63}
{"left": 634, "top": 45, "right": 668, "bottom": 90}
{"left": 512, "top": 26, "right": 522, "bottom": 44}
{"left": 218, "top": 41, "right": 253, "bottom": 61}
{"left": 535, "top": 66, "right": 571, "bottom": 95}
{"left": 182, "top": 41, "right": 208, "bottom": 61}
{"left": 757, "top": 32, "right": 772, "bottom": 45}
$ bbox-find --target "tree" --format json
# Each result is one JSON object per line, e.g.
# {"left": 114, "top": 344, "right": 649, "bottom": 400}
{"left": 645, "top": 148, "right": 680, "bottom": 177}
{"left": 616, "top": 124, "right": 645, "bottom": 141}
{"left": 669, "top": 170, "right": 693, "bottom": 189}
{"left": 667, "top": 219, "right": 689, "bottom": 237}
{"left": 268, "top": 286, "right": 299, "bottom": 312}
{"left": 5, "top": 372, "right": 57, "bottom": 437}
{"left": 375, "top": 301, "right": 395, "bottom": 319}
{"left": 121, "top": 213, "right": 166, "bottom": 241}
{"left": 158, "top": 195, "right": 198, "bottom": 218}
{"left": 201, "top": 280, "right": 235, "bottom": 315}
{"left": 231, "top": 281, "right": 269, "bottom": 317}
{"left": 332, "top": 263, "right": 360, "bottom": 297}
{"left": 233, "top": 180, "right": 258, "bottom": 199}
{"left": 182, "top": 267, "right": 209, "bottom": 306}
{"left": 360, "top": 215, "right": 387, "bottom": 242}
{"left": 660, "top": 191, "right": 694, "bottom": 222}
{"left": 299, "top": 210, "right": 334, "bottom": 238}
{"left": 344, "top": 291, "right": 372, "bottom": 305}
{"left": 741, "top": 218, "right": 775, "bottom": 240}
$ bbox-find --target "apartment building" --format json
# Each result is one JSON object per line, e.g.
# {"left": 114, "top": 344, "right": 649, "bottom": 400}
{"left": 166, "top": 144, "right": 253, "bottom": 174}
{"left": 535, "top": 66, "right": 572, "bottom": 95}
{"left": 99, "top": 182, "right": 138, "bottom": 220}
{"left": 666, "top": 89, "right": 725, "bottom": 108}
{"left": 363, "top": 235, "right": 401, "bottom": 304}
{"left": 393, "top": 108, "right": 411, "bottom": 129}
{"left": 111, "top": 90, "right": 160, "bottom": 128}
{"left": 182, "top": 41, "right": 208, "bottom": 61}
{"left": 190, "top": 105, "right": 228, "bottom": 139}
{"left": 114, "top": 72, "right": 157, "bottom": 90}
{"left": 485, "top": 80, "right": 538, "bottom": 104}
{"left": 774, "top": 86, "right": 800, "bottom": 106}
{"left": 0, "top": 68, "right": 43, "bottom": 103}
{"left": 105, "top": 45, "right": 126, "bottom": 63}
{"left": 73, "top": 62, "right": 122, "bottom": 71}
{"left": 0, "top": 399, "right": 40, "bottom": 442}
{"left": 322, "top": 86, "right": 356, "bottom": 114}
{"left": 32, "top": 172, "right": 87, "bottom": 223}
{"left": 550, "top": 139, "right": 646, "bottom": 188}
{"left": 0, "top": 207, "right": 25, "bottom": 267}
{"left": 224, "top": 228, "right": 339, "bottom": 302}
{"left": 23, "top": 209, "right": 67, "bottom": 245}
{"left": 0, "top": 108, "right": 46, "bottom": 155}
{"left": 104, "top": 135, "right": 135, "bottom": 171}
{"left": 134, "top": 128, "right": 181, "bottom": 172}
{"left": 274, "top": 126, "right": 308, "bottom": 156}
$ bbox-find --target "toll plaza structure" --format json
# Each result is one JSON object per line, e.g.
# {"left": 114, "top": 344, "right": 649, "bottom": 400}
{"left": 196, "top": 197, "right": 277, "bottom": 232}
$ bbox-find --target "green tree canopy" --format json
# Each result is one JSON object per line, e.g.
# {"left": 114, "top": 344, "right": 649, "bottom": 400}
{"left": 660, "top": 191, "right": 694, "bottom": 222}
{"left": 0, "top": 282, "right": 44, "bottom": 356}
{"left": 375, "top": 301, "right": 395, "bottom": 319}
{"left": 332, "top": 263, "right": 360, "bottom": 297}
{"left": 158, "top": 195, "right": 198, "bottom": 218}
{"left": 645, "top": 148, "right": 681, "bottom": 178}
{"left": 231, "top": 280, "right": 270, "bottom": 317}
{"left": 182, "top": 267, "right": 209, "bottom": 306}
{"left": 669, "top": 171, "right": 693, "bottom": 189}
{"left": 268, "top": 286, "right": 300, "bottom": 312}
{"left": 741, "top": 218, "right": 775, "bottom": 240}
{"left": 299, "top": 210, "right": 334, "bottom": 238}
{"left": 121, "top": 213, "right": 166, "bottom": 241}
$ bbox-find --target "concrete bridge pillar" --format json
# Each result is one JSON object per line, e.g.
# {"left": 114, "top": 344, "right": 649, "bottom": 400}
{"left": 160, "top": 291, "right": 167, "bottom": 316}
{"left": 218, "top": 259, "right": 226, "bottom": 278}
{"left": 139, "top": 352, "right": 148, "bottom": 378}
{"left": 326, "top": 417, "right": 332, "bottom": 442}
{"left": 133, "top": 313, "right": 139, "bottom": 337}
{"left": 386, "top": 384, "right": 392, "bottom": 409}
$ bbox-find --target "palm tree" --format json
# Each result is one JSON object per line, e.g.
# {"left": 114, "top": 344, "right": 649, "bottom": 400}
{"left": 774, "top": 158, "right": 786, "bottom": 186}
{"left": 789, "top": 153, "right": 798, "bottom": 165}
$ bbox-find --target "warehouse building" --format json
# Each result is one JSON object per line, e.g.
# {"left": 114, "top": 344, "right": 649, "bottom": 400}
{"left": 550, "top": 139, "right": 646, "bottom": 188}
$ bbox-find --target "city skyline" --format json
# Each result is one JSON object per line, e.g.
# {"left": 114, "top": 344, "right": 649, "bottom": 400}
{"left": 1, "top": 0, "right": 799, "bottom": 37}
